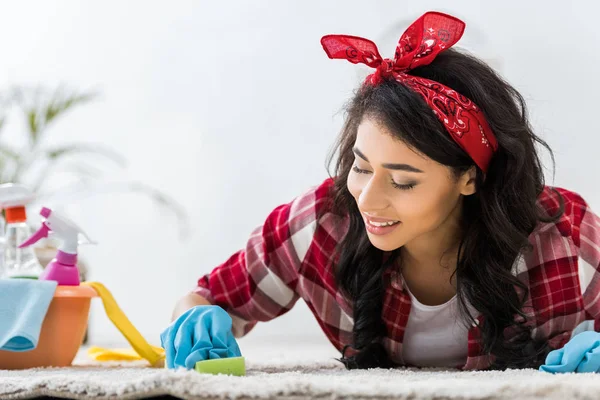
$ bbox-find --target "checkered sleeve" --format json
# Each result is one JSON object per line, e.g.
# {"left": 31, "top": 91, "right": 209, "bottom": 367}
{"left": 193, "top": 180, "right": 330, "bottom": 337}
{"left": 573, "top": 197, "right": 600, "bottom": 333}
{"left": 527, "top": 189, "right": 600, "bottom": 349}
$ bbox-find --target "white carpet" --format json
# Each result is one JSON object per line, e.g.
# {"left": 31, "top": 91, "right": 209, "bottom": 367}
{"left": 1, "top": 338, "right": 599, "bottom": 400}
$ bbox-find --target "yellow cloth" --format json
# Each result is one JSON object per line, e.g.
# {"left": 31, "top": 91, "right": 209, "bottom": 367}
{"left": 82, "top": 281, "right": 165, "bottom": 367}
{"left": 87, "top": 345, "right": 165, "bottom": 362}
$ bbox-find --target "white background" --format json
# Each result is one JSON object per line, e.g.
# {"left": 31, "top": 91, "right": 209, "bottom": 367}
{"left": 0, "top": 1, "right": 598, "bottom": 349}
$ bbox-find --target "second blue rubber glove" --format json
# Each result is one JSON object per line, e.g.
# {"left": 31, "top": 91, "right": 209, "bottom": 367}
{"left": 160, "top": 305, "right": 241, "bottom": 369}
{"left": 539, "top": 331, "right": 600, "bottom": 373}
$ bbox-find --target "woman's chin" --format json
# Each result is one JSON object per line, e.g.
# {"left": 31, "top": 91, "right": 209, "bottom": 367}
{"left": 366, "top": 233, "right": 403, "bottom": 251}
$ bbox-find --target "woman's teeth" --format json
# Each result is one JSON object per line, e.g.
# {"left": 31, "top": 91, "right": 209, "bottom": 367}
{"left": 368, "top": 220, "right": 400, "bottom": 227}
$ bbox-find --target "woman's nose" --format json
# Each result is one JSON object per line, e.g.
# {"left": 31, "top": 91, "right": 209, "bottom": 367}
{"left": 357, "top": 178, "right": 389, "bottom": 212}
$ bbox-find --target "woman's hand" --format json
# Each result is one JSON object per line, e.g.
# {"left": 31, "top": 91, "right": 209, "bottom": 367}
{"left": 540, "top": 331, "right": 600, "bottom": 373}
{"left": 160, "top": 305, "right": 241, "bottom": 369}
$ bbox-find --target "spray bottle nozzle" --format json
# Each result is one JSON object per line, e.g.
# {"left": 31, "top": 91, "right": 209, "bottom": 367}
{"left": 20, "top": 208, "right": 95, "bottom": 253}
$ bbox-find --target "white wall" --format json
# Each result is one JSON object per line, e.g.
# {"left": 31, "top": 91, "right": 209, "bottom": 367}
{"left": 1, "top": 0, "right": 598, "bottom": 348}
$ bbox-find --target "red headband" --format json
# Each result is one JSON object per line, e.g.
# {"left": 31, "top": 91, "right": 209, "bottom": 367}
{"left": 321, "top": 11, "right": 498, "bottom": 173}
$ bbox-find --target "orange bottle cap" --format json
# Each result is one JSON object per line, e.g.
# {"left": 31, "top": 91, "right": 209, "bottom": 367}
{"left": 5, "top": 206, "right": 27, "bottom": 223}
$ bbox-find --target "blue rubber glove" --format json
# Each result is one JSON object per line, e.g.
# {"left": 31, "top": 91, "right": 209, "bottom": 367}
{"left": 539, "top": 331, "right": 600, "bottom": 373}
{"left": 160, "top": 305, "right": 241, "bottom": 369}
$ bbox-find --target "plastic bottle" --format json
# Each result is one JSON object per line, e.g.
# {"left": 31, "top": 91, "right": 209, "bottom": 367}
{"left": 0, "top": 184, "right": 44, "bottom": 279}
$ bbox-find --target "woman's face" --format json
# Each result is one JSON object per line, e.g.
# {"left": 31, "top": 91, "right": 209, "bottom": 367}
{"left": 347, "top": 117, "right": 475, "bottom": 252}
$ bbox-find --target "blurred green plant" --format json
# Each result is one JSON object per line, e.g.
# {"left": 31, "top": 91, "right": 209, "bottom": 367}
{"left": 0, "top": 85, "right": 188, "bottom": 237}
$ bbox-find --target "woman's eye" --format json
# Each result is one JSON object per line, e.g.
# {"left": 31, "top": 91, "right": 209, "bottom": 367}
{"left": 352, "top": 165, "right": 417, "bottom": 191}
{"left": 391, "top": 181, "right": 416, "bottom": 191}
{"left": 352, "top": 165, "right": 370, "bottom": 174}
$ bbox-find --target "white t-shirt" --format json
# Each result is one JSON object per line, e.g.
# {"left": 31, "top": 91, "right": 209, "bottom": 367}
{"left": 401, "top": 283, "right": 473, "bottom": 368}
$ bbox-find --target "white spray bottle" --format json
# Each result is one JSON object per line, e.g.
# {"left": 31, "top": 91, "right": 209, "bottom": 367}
{"left": 0, "top": 183, "right": 44, "bottom": 279}
{"left": 19, "top": 207, "right": 95, "bottom": 285}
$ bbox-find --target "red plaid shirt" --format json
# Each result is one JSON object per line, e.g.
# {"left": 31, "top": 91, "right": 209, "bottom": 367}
{"left": 195, "top": 178, "right": 600, "bottom": 370}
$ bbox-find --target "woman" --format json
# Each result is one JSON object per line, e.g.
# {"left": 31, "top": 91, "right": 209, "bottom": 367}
{"left": 161, "top": 11, "right": 600, "bottom": 373}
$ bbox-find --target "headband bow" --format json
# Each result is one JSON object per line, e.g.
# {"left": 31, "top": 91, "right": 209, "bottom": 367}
{"left": 321, "top": 11, "right": 498, "bottom": 173}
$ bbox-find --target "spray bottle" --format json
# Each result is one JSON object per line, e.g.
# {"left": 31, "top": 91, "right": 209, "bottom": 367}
{"left": 19, "top": 207, "right": 95, "bottom": 285}
{"left": 0, "top": 183, "right": 44, "bottom": 279}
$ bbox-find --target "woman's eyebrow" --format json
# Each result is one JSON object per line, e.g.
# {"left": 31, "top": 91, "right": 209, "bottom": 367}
{"left": 353, "top": 147, "right": 424, "bottom": 173}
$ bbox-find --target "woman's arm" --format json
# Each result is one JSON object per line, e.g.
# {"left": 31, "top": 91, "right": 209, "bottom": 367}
{"left": 180, "top": 179, "right": 332, "bottom": 337}
{"left": 171, "top": 293, "right": 213, "bottom": 321}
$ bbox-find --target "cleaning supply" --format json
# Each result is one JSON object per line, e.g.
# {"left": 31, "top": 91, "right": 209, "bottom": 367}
{"left": 0, "top": 279, "right": 57, "bottom": 351}
{"left": 82, "top": 281, "right": 164, "bottom": 367}
{"left": 160, "top": 305, "right": 243, "bottom": 370}
{"left": 195, "top": 357, "right": 246, "bottom": 376}
{"left": 19, "top": 207, "right": 94, "bottom": 285}
{"left": 18, "top": 208, "right": 165, "bottom": 368}
{"left": 540, "top": 331, "right": 600, "bottom": 373}
{"left": 0, "top": 284, "right": 97, "bottom": 369}
{"left": 88, "top": 345, "right": 165, "bottom": 362}
{"left": 0, "top": 183, "right": 44, "bottom": 279}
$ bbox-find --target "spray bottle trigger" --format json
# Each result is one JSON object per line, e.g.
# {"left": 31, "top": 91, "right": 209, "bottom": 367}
{"left": 18, "top": 223, "right": 51, "bottom": 248}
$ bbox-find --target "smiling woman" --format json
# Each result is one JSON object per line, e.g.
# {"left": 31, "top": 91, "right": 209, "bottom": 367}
{"left": 163, "top": 11, "right": 600, "bottom": 374}
{"left": 347, "top": 118, "right": 474, "bottom": 254}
